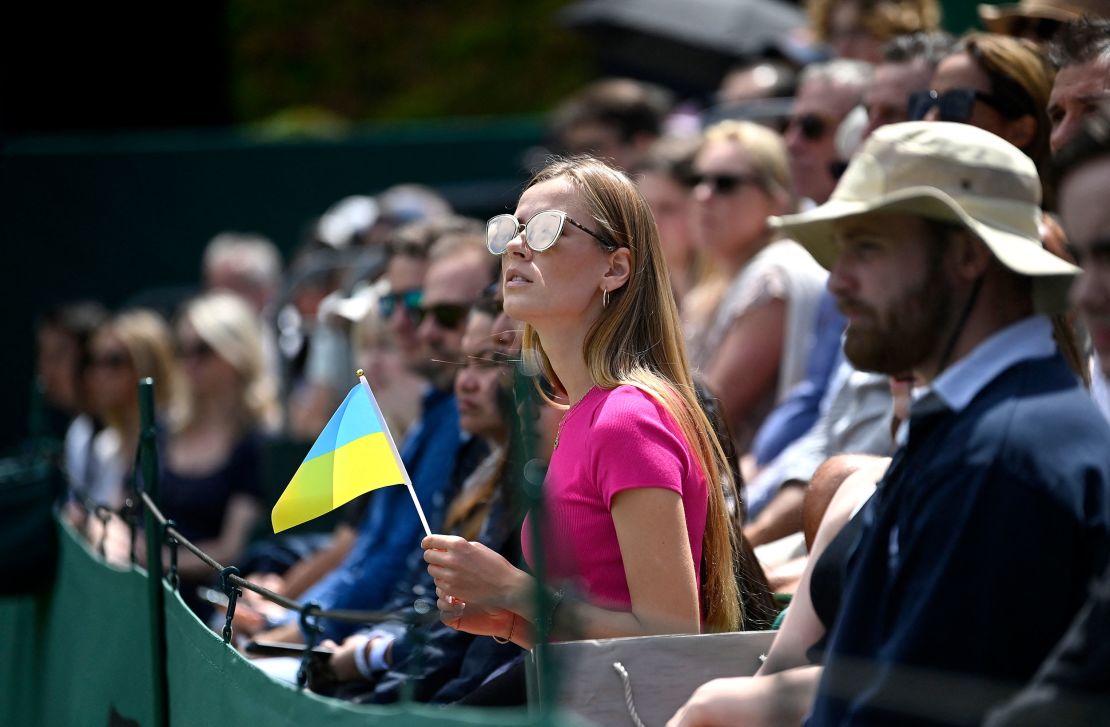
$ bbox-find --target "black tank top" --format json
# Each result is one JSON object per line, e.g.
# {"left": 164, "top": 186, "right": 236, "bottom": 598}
{"left": 806, "top": 501, "right": 869, "bottom": 662}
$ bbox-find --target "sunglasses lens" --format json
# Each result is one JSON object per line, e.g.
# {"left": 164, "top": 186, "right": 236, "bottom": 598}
{"left": 486, "top": 215, "right": 518, "bottom": 254}
{"left": 800, "top": 115, "right": 826, "bottom": 140}
{"left": 714, "top": 176, "right": 740, "bottom": 194}
{"left": 435, "top": 305, "right": 468, "bottom": 329}
{"left": 525, "top": 210, "right": 563, "bottom": 252}
{"left": 938, "top": 90, "right": 975, "bottom": 123}
{"left": 908, "top": 91, "right": 933, "bottom": 121}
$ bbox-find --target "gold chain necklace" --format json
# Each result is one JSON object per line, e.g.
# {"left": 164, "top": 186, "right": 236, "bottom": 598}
{"left": 553, "top": 386, "right": 597, "bottom": 450}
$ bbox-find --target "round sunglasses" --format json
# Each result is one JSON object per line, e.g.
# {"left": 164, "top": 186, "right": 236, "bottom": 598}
{"left": 486, "top": 209, "right": 615, "bottom": 255}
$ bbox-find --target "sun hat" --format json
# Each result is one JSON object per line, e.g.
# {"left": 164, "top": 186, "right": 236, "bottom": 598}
{"left": 979, "top": 0, "right": 1110, "bottom": 35}
{"left": 770, "top": 121, "right": 1078, "bottom": 313}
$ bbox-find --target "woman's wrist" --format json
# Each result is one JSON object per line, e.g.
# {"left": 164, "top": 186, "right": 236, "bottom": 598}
{"left": 492, "top": 613, "right": 517, "bottom": 644}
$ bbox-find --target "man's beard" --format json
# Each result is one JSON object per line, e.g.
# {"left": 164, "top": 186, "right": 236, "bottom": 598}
{"left": 840, "top": 266, "right": 956, "bottom": 376}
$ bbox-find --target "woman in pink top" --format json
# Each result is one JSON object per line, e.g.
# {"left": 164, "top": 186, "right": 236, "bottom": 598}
{"left": 423, "top": 156, "right": 743, "bottom": 645}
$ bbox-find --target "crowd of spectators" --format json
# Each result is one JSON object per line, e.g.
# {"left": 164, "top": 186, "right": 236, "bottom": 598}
{"left": 34, "top": 0, "right": 1110, "bottom": 722}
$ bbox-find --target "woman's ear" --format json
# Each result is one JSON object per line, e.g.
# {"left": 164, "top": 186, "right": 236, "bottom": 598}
{"left": 603, "top": 248, "right": 632, "bottom": 293}
{"left": 1003, "top": 114, "right": 1037, "bottom": 153}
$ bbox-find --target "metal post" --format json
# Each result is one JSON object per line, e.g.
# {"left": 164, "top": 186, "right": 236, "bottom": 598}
{"left": 513, "top": 368, "right": 556, "bottom": 723}
{"left": 139, "top": 378, "right": 169, "bottom": 727}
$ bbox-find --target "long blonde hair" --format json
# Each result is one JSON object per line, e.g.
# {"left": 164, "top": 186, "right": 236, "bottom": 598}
{"left": 521, "top": 157, "right": 742, "bottom": 632}
{"left": 176, "top": 292, "right": 281, "bottom": 433}
{"left": 102, "top": 309, "right": 181, "bottom": 430}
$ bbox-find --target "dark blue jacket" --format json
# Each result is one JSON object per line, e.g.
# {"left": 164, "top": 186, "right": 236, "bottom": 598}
{"left": 808, "top": 354, "right": 1110, "bottom": 726}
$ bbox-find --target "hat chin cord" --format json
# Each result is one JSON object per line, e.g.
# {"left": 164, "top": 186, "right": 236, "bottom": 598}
{"left": 933, "top": 275, "right": 985, "bottom": 378}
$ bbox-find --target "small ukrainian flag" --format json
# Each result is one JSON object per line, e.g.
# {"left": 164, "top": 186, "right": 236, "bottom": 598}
{"left": 272, "top": 374, "right": 414, "bottom": 533}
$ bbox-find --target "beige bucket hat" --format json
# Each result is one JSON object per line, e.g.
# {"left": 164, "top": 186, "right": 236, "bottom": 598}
{"left": 979, "top": 0, "right": 1110, "bottom": 34}
{"left": 770, "top": 121, "right": 1078, "bottom": 314}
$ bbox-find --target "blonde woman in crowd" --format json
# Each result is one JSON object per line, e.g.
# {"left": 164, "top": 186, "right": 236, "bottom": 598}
{"left": 685, "top": 121, "right": 826, "bottom": 454}
{"left": 78, "top": 309, "right": 180, "bottom": 558}
{"left": 159, "top": 292, "right": 280, "bottom": 609}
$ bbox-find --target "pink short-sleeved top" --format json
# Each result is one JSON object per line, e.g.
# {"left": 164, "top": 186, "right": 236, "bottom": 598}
{"left": 522, "top": 385, "right": 709, "bottom": 611}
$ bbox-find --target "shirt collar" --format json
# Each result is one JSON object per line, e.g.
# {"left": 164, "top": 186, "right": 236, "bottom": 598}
{"left": 927, "top": 315, "right": 1055, "bottom": 414}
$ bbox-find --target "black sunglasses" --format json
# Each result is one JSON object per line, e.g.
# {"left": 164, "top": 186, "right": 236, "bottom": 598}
{"left": 908, "top": 88, "right": 1014, "bottom": 124}
{"left": 379, "top": 289, "right": 423, "bottom": 319}
{"left": 178, "top": 340, "right": 215, "bottom": 360}
{"left": 413, "top": 302, "right": 471, "bottom": 329}
{"left": 90, "top": 351, "right": 131, "bottom": 369}
{"left": 687, "top": 173, "right": 760, "bottom": 195}
{"left": 787, "top": 113, "right": 832, "bottom": 141}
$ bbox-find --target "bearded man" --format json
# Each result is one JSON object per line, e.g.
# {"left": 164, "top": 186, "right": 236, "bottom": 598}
{"left": 772, "top": 121, "right": 1110, "bottom": 726}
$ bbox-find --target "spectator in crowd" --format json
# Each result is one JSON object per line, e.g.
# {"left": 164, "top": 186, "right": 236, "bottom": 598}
{"left": 425, "top": 156, "right": 748, "bottom": 653}
{"left": 982, "top": 98, "right": 1110, "bottom": 727}
{"left": 36, "top": 302, "right": 110, "bottom": 509}
{"left": 980, "top": 0, "right": 1110, "bottom": 45}
{"left": 861, "top": 31, "right": 954, "bottom": 138}
{"left": 158, "top": 292, "right": 279, "bottom": 615}
{"left": 202, "top": 232, "right": 283, "bottom": 316}
{"left": 1055, "top": 107, "right": 1110, "bottom": 418}
{"left": 785, "top": 60, "right": 873, "bottom": 207}
{"left": 550, "top": 78, "right": 674, "bottom": 171}
{"left": 84, "top": 309, "right": 180, "bottom": 511}
{"left": 630, "top": 135, "right": 707, "bottom": 302}
{"left": 912, "top": 32, "right": 1055, "bottom": 190}
{"left": 254, "top": 224, "right": 496, "bottom": 645}
{"left": 80, "top": 309, "right": 180, "bottom": 561}
{"left": 807, "top": 0, "right": 941, "bottom": 63}
{"left": 321, "top": 297, "right": 527, "bottom": 704}
{"left": 1048, "top": 16, "right": 1110, "bottom": 153}
{"left": 685, "top": 120, "right": 827, "bottom": 454}
{"left": 775, "top": 121, "right": 1110, "bottom": 725}
{"left": 737, "top": 29, "right": 954, "bottom": 501}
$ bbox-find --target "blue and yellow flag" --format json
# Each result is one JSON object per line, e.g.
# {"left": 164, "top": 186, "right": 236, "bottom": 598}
{"left": 272, "top": 378, "right": 410, "bottom": 533}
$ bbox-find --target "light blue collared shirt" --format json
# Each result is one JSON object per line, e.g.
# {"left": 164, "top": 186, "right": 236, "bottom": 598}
{"left": 897, "top": 315, "right": 1057, "bottom": 444}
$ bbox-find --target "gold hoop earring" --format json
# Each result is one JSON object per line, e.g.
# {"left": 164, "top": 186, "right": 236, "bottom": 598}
{"left": 602, "top": 288, "right": 610, "bottom": 308}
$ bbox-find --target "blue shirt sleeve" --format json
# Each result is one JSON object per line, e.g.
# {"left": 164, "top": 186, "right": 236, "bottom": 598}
{"left": 752, "top": 291, "right": 845, "bottom": 465}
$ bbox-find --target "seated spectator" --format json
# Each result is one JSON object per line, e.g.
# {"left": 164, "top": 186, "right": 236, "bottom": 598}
{"left": 424, "top": 156, "right": 750, "bottom": 655}
{"left": 253, "top": 224, "right": 496, "bottom": 645}
{"left": 785, "top": 59, "right": 873, "bottom": 207}
{"left": 550, "top": 78, "right": 674, "bottom": 171}
{"left": 807, "top": 0, "right": 941, "bottom": 63}
{"left": 1047, "top": 16, "right": 1110, "bottom": 154}
{"left": 81, "top": 309, "right": 180, "bottom": 556}
{"left": 685, "top": 120, "right": 827, "bottom": 454}
{"left": 774, "top": 121, "right": 1110, "bottom": 725}
{"left": 983, "top": 96, "right": 1110, "bottom": 727}
{"left": 35, "top": 302, "right": 110, "bottom": 523}
{"left": 159, "top": 292, "right": 280, "bottom": 615}
{"left": 912, "top": 32, "right": 1054, "bottom": 189}
{"left": 319, "top": 298, "right": 532, "bottom": 704}
{"left": 629, "top": 136, "right": 707, "bottom": 302}
{"left": 202, "top": 232, "right": 283, "bottom": 317}
{"left": 861, "top": 31, "right": 954, "bottom": 138}
{"left": 1056, "top": 108, "right": 1110, "bottom": 418}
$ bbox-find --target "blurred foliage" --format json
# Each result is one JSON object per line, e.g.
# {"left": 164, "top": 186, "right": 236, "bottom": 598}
{"left": 227, "top": 0, "right": 595, "bottom": 124}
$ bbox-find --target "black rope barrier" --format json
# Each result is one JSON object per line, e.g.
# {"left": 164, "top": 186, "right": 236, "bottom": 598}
{"left": 136, "top": 491, "right": 437, "bottom": 630}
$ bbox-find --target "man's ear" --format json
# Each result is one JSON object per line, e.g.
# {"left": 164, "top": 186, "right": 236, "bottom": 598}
{"left": 603, "top": 247, "right": 632, "bottom": 293}
{"left": 949, "top": 229, "right": 994, "bottom": 281}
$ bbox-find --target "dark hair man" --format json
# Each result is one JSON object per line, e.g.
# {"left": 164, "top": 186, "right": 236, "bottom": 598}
{"left": 773, "top": 121, "right": 1110, "bottom": 725}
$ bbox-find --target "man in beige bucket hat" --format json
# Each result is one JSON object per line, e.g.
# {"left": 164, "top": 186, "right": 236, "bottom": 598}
{"left": 770, "top": 121, "right": 1110, "bottom": 725}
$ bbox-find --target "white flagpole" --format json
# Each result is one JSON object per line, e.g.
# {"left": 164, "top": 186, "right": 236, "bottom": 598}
{"left": 357, "top": 371, "right": 432, "bottom": 538}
